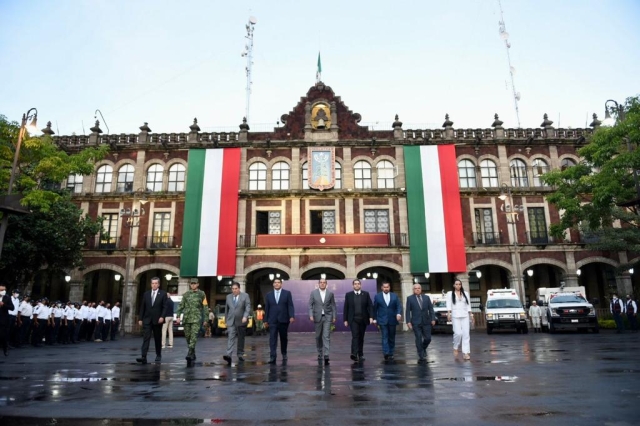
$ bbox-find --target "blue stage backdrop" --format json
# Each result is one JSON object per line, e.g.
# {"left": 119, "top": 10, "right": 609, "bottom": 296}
{"left": 272, "top": 279, "right": 378, "bottom": 332}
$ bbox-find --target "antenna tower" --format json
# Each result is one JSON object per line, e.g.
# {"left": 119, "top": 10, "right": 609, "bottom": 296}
{"left": 242, "top": 16, "right": 257, "bottom": 124}
{"left": 498, "top": 0, "right": 521, "bottom": 128}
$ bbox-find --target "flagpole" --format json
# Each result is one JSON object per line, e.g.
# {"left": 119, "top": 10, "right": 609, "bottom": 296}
{"left": 316, "top": 52, "right": 322, "bottom": 83}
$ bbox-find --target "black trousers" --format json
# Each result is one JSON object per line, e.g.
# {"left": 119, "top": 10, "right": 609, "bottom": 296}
{"left": 0, "top": 324, "right": 9, "bottom": 353}
{"left": 141, "top": 322, "right": 163, "bottom": 357}
{"left": 268, "top": 322, "right": 289, "bottom": 357}
{"left": 102, "top": 320, "right": 111, "bottom": 341}
{"left": 411, "top": 322, "right": 432, "bottom": 359}
{"left": 110, "top": 318, "right": 119, "bottom": 340}
{"left": 9, "top": 315, "right": 18, "bottom": 346}
{"left": 349, "top": 318, "right": 368, "bottom": 357}
{"left": 19, "top": 317, "right": 31, "bottom": 345}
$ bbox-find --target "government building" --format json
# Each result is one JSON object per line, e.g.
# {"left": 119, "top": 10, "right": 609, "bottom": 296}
{"left": 37, "top": 82, "right": 636, "bottom": 332}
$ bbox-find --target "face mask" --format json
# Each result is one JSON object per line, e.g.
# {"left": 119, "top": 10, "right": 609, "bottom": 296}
{"left": 0, "top": 291, "right": 6, "bottom": 296}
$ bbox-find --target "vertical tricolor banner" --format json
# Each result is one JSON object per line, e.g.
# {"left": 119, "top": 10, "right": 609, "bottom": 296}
{"left": 180, "top": 148, "right": 241, "bottom": 277}
{"left": 404, "top": 145, "right": 466, "bottom": 273}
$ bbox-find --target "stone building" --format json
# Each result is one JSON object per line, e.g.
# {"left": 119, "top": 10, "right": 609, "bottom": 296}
{"left": 44, "top": 82, "right": 637, "bottom": 332}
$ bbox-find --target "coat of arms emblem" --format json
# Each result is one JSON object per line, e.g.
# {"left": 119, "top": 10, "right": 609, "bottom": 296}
{"left": 308, "top": 147, "right": 335, "bottom": 191}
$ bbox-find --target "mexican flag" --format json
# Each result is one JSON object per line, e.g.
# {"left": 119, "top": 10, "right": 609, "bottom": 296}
{"left": 180, "top": 148, "right": 241, "bottom": 277}
{"left": 404, "top": 145, "right": 467, "bottom": 273}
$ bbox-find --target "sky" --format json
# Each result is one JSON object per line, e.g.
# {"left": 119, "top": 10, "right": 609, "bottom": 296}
{"left": 1, "top": 0, "right": 639, "bottom": 136}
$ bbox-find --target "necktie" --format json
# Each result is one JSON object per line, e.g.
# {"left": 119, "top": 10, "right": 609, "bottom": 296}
{"left": 152, "top": 291, "right": 156, "bottom": 305}
{"left": 417, "top": 295, "right": 423, "bottom": 309}
{"left": 276, "top": 291, "right": 280, "bottom": 304}
{"left": 233, "top": 296, "right": 237, "bottom": 306}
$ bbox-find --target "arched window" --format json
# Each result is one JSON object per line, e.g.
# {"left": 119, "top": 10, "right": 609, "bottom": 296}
{"left": 272, "top": 162, "right": 290, "bottom": 190}
{"left": 510, "top": 159, "right": 529, "bottom": 187}
{"left": 95, "top": 165, "right": 113, "bottom": 193}
{"left": 67, "top": 174, "right": 83, "bottom": 193}
{"left": 458, "top": 159, "right": 477, "bottom": 188}
{"left": 146, "top": 164, "right": 164, "bottom": 192}
{"left": 561, "top": 158, "right": 577, "bottom": 171}
{"left": 532, "top": 158, "right": 549, "bottom": 187}
{"left": 376, "top": 160, "right": 395, "bottom": 189}
{"left": 249, "top": 162, "right": 267, "bottom": 190}
{"left": 334, "top": 163, "right": 342, "bottom": 189}
{"left": 117, "top": 164, "right": 135, "bottom": 192}
{"left": 354, "top": 161, "right": 372, "bottom": 189}
{"left": 480, "top": 159, "right": 498, "bottom": 188}
{"left": 168, "top": 164, "right": 186, "bottom": 192}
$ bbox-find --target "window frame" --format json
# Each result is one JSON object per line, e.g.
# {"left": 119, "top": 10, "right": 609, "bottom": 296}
{"left": 249, "top": 162, "right": 267, "bottom": 190}
{"left": 95, "top": 165, "right": 113, "bottom": 193}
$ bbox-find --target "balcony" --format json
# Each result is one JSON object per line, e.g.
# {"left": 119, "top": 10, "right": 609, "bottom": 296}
{"left": 526, "top": 230, "right": 555, "bottom": 245}
{"left": 87, "top": 235, "right": 122, "bottom": 250}
{"left": 145, "top": 235, "right": 178, "bottom": 249}
{"left": 238, "top": 233, "right": 408, "bottom": 249}
{"left": 472, "top": 232, "right": 502, "bottom": 245}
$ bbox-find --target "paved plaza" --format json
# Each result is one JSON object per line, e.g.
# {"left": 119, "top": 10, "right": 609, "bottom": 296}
{"left": 0, "top": 329, "right": 638, "bottom": 425}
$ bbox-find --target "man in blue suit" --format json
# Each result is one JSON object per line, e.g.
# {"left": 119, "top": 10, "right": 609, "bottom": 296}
{"left": 406, "top": 283, "right": 435, "bottom": 364}
{"left": 372, "top": 281, "right": 403, "bottom": 360}
{"left": 264, "top": 277, "right": 295, "bottom": 364}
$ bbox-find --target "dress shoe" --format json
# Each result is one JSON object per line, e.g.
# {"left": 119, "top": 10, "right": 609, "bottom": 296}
{"left": 136, "top": 357, "right": 148, "bottom": 364}
{"left": 268, "top": 357, "right": 276, "bottom": 364}
{"left": 384, "top": 354, "right": 389, "bottom": 360}
{"left": 324, "top": 357, "right": 330, "bottom": 365}
{"left": 389, "top": 355, "right": 394, "bottom": 360}
{"left": 223, "top": 355, "right": 232, "bottom": 365}
{"left": 418, "top": 358, "right": 426, "bottom": 364}
{"left": 282, "top": 354, "right": 288, "bottom": 361}
{"left": 238, "top": 355, "right": 245, "bottom": 362}
{"left": 155, "top": 356, "right": 162, "bottom": 362}
{"left": 350, "top": 354, "right": 358, "bottom": 361}
{"left": 358, "top": 355, "right": 365, "bottom": 362}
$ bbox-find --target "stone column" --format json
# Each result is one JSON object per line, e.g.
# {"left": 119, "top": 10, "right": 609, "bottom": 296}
{"left": 123, "top": 278, "right": 138, "bottom": 334}
{"left": 564, "top": 273, "right": 579, "bottom": 288}
{"left": 616, "top": 273, "right": 633, "bottom": 296}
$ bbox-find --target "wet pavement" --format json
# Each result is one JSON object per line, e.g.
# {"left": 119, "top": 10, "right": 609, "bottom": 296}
{"left": 0, "top": 329, "right": 639, "bottom": 425}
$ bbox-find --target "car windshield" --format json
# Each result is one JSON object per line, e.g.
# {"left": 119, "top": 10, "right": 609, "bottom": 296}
{"left": 551, "top": 295, "right": 586, "bottom": 304}
{"left": 434, "top": 301, "right": 447, "bottom": 308}
{"left": 486, "top": 299, "right": 522, "bottom": 309}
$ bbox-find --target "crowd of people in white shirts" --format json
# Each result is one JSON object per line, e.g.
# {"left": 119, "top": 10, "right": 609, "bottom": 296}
{"left": 6, "top": 289, "right": 121, "bottom": 350}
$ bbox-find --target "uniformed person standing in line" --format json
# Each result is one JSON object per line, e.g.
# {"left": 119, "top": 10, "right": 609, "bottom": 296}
{"left": 175, "top": 279, "right": 208, "bottom": 363}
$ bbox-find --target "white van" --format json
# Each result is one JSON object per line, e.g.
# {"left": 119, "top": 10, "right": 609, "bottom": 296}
{"left": 170, "top": 294, "right": 183, "bottom": 335}
{"left": 485, "top": 289, "right": 528, "bottom": 334}
{"left": 426, "top": 293, "right": 452, "bottom": 333}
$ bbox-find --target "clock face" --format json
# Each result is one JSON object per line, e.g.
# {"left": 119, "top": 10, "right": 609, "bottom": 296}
{"left": 311, "top": 103, "right": 331, "bottom": 129}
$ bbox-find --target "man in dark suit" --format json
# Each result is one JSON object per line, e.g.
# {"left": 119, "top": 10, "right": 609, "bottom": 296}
{"left": 137, "top": 277, "right": 168, "bottom": 364}
{"left": 406, "top": 283, "right": 436, "bottom": 363}
{"left": 264, "top": 277, "right": 295, "bottom": 364}
{"left": 223, "top": 282, "right": 252, "bottom": 364}
{"left": 343, "top": 279, "right": 373, "bottom": 362}
{"left": 0, "top": 285, "right": 16, "bottom": 356}
{"left": 372, "top": 281, "right": 403, "bottom": 360}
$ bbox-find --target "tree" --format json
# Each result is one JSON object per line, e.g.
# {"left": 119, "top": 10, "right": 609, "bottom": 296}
{"left": 543, "top": 96, "right": 640, "bottom": 256}
{"left": 0, "top": 114, "right": 108, "bottom": 289}
{"left": 0, "top": 198, "right": 103, "bottom": 290}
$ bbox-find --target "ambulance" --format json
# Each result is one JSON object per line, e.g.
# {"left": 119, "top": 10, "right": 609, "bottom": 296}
{"left": 427, "top": 293, "right": 452, "bottom": 334}
{"left": 536, "top": 286, "right": 598, "bottom": 333}
{"left": 485, "top": 289, "right": 528, "bottom": 334}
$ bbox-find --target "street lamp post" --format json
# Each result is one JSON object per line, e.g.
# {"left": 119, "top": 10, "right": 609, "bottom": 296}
{"left": 0, "top": 108, "right": 41, "bottom": 259}
{"left": 499, "top": 183, "right": 526, "bottom": 304}
{"left": 119, "top": 188, "right": 147, "bottom": 336}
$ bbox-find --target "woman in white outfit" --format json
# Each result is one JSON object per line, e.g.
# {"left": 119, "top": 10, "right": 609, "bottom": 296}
{"left": 446, "top": 279, "right": 473, "bottom": 360}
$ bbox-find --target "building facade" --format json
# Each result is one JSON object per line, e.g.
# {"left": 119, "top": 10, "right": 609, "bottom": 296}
{"left": 43, "top": 82, "right": 637, "bottom": 332}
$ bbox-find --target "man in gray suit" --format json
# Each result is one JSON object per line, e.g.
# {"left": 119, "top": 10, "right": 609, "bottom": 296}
{"left": 308, "top": 278, "right": 337, "bottom": 365}
{"left": 223, "top": 282, "right": 251, "bottom": 365}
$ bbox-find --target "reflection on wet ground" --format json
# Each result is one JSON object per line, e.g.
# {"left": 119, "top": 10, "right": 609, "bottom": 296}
{"left": 0, "top": 331, "right": 639, "bottom": 425}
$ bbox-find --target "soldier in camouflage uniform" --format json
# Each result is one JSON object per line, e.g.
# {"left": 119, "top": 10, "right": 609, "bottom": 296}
{"left": 175, "top": 279, "right": 208, "bottom": 362}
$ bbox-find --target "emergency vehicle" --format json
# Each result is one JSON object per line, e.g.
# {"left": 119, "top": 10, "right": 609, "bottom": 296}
{"left": 536, "top": 286, "right": 598, "bottom": 333}
{"left": 485, "top": 289, "right": 528, "bottom": 334}
{"left": 426, "top": 293, "right": 452, "bottom": 334}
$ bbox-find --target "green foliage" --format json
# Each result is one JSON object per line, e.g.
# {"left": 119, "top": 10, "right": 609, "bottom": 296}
{"left": 1, "top": 113, "right": 109, "bottom": 288}
{"left": 0, "top": 197, "right": 103, "bottom": 289}
{"left": 542, "top": 96, "right": 640, "bottom": 255}
{"left": 0, "top": 114, "right": 108, "bottom": 211}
